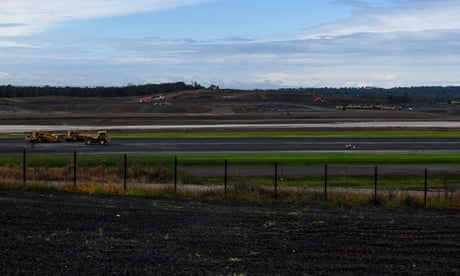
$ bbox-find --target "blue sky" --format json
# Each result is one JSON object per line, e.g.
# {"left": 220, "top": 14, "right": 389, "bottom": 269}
{"left": 1, "top": 0, "right": 460, "bottom": 89}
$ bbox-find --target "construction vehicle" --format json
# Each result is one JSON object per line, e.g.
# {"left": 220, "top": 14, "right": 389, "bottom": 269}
{"left": 154, "top": 95, "right": 165, "bottom": 101}
{"left": 80, "top": 130, "right": 110, "bottom": 145}
{"left": 139, "top": 95, "right": 164, "bottom": 103}
{"left": 314, "top": 97, "right": 327, "bottom": 103}
{"left": 139, "top": 96, "right": 153, "bottom": 103}
{"left": 64, "top": 130, "right": 85, "bottom": 142}
{"left": 337, "top": 104, "right": 403, "bottom": 111}
{"left": 26, "top": 131, "right": 65, "bottom": 143}
{"left": 26, "top": 130, "right": 110, "bottom": 145}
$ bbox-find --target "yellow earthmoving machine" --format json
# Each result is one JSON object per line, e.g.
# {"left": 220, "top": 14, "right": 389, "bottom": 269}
{"left": 26, "top": 129, "right": 110, "bottom": 145}
{"left": 64, "top": 130, "right": 85, "bottom": 142}
{"left": 79, "top": 130, "right": 110, "bottom": 145}
{"left": 26, "top": 131, "right": 65, "bottom": 143}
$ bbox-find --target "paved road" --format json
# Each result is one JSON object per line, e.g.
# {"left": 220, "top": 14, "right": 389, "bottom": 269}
{"left": 1, "top": 137, "right": 460, "bottom": 155}
{"left": 3, "top": 121, "right": 460, "bottom": 134}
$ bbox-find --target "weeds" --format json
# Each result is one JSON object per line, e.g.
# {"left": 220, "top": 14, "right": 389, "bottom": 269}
{"left": 263, "top": 220, "right": 276, "bottom": 228}
{"left": 0, "top": 160, "right": 459, "bottom": 208}
{"left": 228, "top": 257, "right": 242, "bottom": 262}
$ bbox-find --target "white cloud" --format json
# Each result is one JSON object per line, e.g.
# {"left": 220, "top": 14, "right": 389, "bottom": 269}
{"left": 0, "top": 72, "right": 10, "bottom": 78}
{"left": 300, "top": 0, "right": 460, "bottom": 39}
{"left": 1, "top": 0, "right": 460, "bottom": 89}
{"left": 0, "top": 0, "right": 213, "bottom": 37}
{"left": 0, "top": 40, "right": 39, "bottom": 48}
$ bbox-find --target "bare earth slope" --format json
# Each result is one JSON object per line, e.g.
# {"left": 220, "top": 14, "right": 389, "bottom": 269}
{"left": 1, "top": 190, "right": 459, "bottom": 275}
{"left": 2, "top": 90, "right": 460, "bottom": 131}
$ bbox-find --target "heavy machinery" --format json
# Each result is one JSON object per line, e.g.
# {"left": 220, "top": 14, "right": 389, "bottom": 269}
{"left": 80, "top": 130, "right": 110, "bottom": 145}
{"left": 26, "top": 131, "right": 65, "bottom": 143}
{"left": 314, "top": 97, "right": 327, "bottom": 103}
{"left": 64, "top": 130, "right": 85, "bottom": 142}
{"left": 139, "top": 95, "right": 164, "bottom": 103}
{"left": 26, "top": 130, "right": 110, "bottom": 145}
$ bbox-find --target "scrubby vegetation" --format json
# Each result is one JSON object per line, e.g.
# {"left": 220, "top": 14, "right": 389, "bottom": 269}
{"left": 1, "top": 156, "right": 459, "bottom": 208}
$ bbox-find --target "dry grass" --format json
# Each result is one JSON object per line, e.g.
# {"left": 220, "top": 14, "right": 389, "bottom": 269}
{"left": 0, "top": 164, "right": 459, "bottom": 208}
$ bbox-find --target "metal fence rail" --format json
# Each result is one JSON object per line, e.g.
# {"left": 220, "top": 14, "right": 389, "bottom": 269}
{"left": 4, "top": 150, "right": 460, "bottom": 206}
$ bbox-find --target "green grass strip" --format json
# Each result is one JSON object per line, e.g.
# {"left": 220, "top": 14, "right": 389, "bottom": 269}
{"left": 2, "top": 153, "right": 460, "bottom": 166}
{"left": 172, "top": 153, "right": 460, "bottom": 165}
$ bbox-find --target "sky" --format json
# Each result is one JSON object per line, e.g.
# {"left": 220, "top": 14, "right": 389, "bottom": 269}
{"left": 1, "top": 0, "right": 460, "bottom": 89}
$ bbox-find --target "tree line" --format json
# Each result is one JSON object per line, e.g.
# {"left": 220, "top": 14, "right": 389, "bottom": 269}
{"left": 0, "top": 82, "right": 203, "bottom": 98}
{"left": 1, "top": 82, "right": 460, "bottom": 104}
{"left": 282, "top": 86, "right": 460, "bottom": 104}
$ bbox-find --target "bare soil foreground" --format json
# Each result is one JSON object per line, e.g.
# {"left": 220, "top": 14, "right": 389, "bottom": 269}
{"left": 1, "top": 190, "right": 459, "bottom": 275}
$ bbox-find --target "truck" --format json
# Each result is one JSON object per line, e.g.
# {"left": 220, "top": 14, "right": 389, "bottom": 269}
{"left": 80, "top": 130, "right": 110, "bottom": 145}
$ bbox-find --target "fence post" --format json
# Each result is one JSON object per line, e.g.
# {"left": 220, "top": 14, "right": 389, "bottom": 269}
{"left": 274, "top": 162, "right": 278, "bottom": 198}
{"left": 374, "top": 166, "right": 378, "bottom": 205}
{"left": 324, "top": 164, "right": 328, "bottom": 201}
{"left": 73, "top": 151, "right": 77, "bottom": 190}
{"left": 424, "top": 168, "right": 428, "bottom": 207}
{"left": 174, "top": 156, "right": 177, "bottom": 194}
{"left": 123, "top": 153, "right": 127, "bottom": 192}
{"left": 23, "top": 148, "right": 26, "bottom": 187}
{"left": 224, "top": 159, "right": 228, "bottom": 195}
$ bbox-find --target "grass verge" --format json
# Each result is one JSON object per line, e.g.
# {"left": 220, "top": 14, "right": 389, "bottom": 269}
{"left": 2, "top": 181, "right": 458, "bottom": 208}
{"left": 1, "top": 150, "right": 459, "bottom": 208}
{"left": 2, "top": 153, "right": 460, "bottom": 167}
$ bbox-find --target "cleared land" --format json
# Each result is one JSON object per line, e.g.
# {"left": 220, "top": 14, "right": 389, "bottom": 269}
{"left": 1, "top": 90, "right": 460, "bottom": 274}
{"left": 2, "top": 90, "right": 460, "bottom": 132}
{"left": 1, "top": 190, "right": 459, "bottom": 275}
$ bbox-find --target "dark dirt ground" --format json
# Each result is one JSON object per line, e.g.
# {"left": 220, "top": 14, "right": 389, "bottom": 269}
{"left": 2, "top": 91, "right": 460, "bottom": 129}
{"left": 1, "top": 190, "right": 459, "bottom": 275}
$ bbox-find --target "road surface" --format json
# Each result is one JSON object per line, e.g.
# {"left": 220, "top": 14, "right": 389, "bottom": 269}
{"left": 2, "top": 121, "right": 460, "bottom": 134}
{"left": 1, "top": 137, "right": 460, "bottom": 155}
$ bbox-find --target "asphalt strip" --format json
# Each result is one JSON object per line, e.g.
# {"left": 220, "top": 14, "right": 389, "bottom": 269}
{"left": 2, "top": 121, "right": 460, "bottom": 134}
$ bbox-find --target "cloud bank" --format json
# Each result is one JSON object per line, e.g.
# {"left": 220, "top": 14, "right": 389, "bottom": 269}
{"left": 300, "top": 0, "right": 460, "bottom": 39}
{"left": 1, "top": 0, "right": 460, "bottom": 88}
{"left": 0, "top": 0, "right": 213, "bottom": 36}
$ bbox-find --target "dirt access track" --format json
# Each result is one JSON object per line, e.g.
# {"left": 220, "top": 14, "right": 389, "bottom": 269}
{"left": 1, "top": 190, "right": 459, "bottom": 275}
